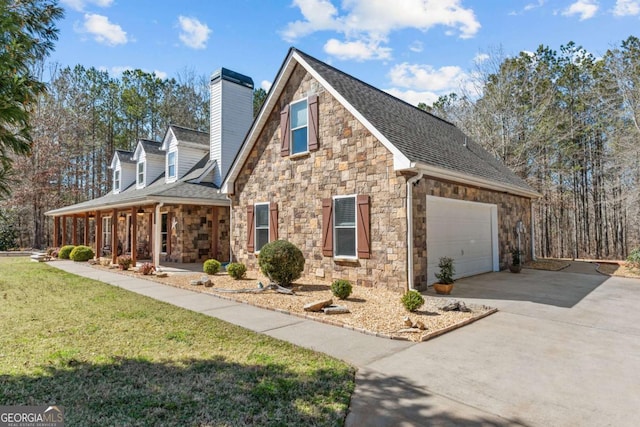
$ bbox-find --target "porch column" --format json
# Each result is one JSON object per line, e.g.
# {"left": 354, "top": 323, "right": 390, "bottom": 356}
{"left": 72, "top": 216, "right": 78, "bottom": 246}
{"left": 83, "top": 212, "right": 90, "bottom": 246}
{"left": 153, "top": 203, "right": 162, "bottom": 267}
{"left": 53, "top": 216, "right": 60, "bottom": 248}
{"left": 148, "top": 212, "right": 153, "bottom": 262}
{"left": 111, "top": 208, "right": 118, "bottom": 265}
{"left": 95, "top": 211, "right": 102, "bottom": 258}
{"left": 131, "top": 207, "right": 137, "bottom": 267}
{"left": 61, "top": 216, "right": 67, "bottom": 246}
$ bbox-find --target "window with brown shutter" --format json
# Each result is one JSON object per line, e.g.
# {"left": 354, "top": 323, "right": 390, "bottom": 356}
{"left": 357, "top": 195, "right": 370, "bottom": 259}
{"left": 269, "top": 203, "right": 278, "bottom": 241}
{"left": 308, "top": 94, "right": 319, "bottom": 151}
{"left": 246, "top": 205, "right": 255, "bottom": 252}
{"left": 280, "top": 106, "right": 290, "bottom": 157}
{"left": 322, "top": 195, "right": 371, "bottom": 259}
{"left": 322, "top": 198, "right": 333, "bottom": 256}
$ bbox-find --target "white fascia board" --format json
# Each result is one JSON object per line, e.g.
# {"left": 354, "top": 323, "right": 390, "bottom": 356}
{"left": 292, "top": 51, "right": 412, "bottom": 171}
{"left": 146, "top": 197, "right": 230, "bottom": 207}
{"left": 223, "top": 53, "right": 297, "bottom": 194}
{"left": 413, "top": 162, "right": 542, "bottom": 199}
{"left": 160, "top": 129, "right": 174, "bottom": 151}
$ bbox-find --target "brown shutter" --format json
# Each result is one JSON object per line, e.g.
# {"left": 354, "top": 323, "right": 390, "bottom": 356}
{"left": 247, "top": 205, "right": 255, "bottom": 253}
{"left": 357, "top": 195, "right": 370, "bottom": 259}
{"left": 308, "top": 94, "right": 319, "bottom": 151}
{"left": 322, "top": 198, "right": 333, "bottom": 256}
{"left": 269, "top": 203, "right": 278, "bottom": 241}
{"left": 280, "top": 106, "right": 290, "bottom": 157}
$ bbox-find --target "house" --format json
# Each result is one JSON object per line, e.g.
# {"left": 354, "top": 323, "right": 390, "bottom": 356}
{"left": 45, "top": 68, "right": 254, "bottom": 267}
{"left": 222, "top": 48, "right": 540, "bottom": 291}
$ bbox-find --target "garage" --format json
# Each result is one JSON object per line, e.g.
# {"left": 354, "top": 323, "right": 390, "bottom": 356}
{"left": 426, "top": 196, "right": 498, "bottom": 285}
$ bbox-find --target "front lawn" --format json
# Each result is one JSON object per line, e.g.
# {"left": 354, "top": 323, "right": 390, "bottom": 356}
{"left": 0, "top": 258, "right": 354, "bottom": 426}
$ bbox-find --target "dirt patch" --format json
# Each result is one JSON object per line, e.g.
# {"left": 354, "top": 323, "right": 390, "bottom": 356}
{"left": 524, "top": 258, "right": 571, "bottom": 271}
{"left": 92, "top": 264, "right": 496, "bottom": 342}
{"left": 597, "top": 262, "right": 640, "bottom": 279}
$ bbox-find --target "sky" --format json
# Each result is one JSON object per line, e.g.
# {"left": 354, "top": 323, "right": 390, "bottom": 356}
{"left": 50, "top": 0, "right": 640, "bottom": 106}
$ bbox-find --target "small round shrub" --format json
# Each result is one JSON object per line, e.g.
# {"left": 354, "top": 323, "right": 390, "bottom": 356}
{"left": 69, "top": 245, "right": 94, "bottom": 262}
{"left": 227, "top": 262, "right": 247, "bottom": 280}
{"left": 258, "top": 240, "right": 305, "bottom": 287}
{"left": 331, "top": 279, "right": 352, "bottom": 300}
{"left": 401, "top": 290, "right": 425, "bottom": 312}
{"left": 627, "top": 248, "right": 640, "bottom": 270}
{"left": 58, "top": 245, "right": 75, "bottom": 259}
{"left": 203, "top": 259, "right": 221, "bottom": 275}
{"left": 139, "top": 262, "right": 155, "bottom": 275}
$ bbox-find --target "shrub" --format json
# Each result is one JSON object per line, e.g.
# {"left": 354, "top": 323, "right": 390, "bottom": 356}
{"left": 203, "top": 259, "right": 221, "bottom": 275}
{"left": 58, "top": 245, "right": 75, "bottom": 259}
{"left": 511, "top": 248, "right": 521, "bottom": 266}
{"left": 227, "top": 262, "right": 247, "bottom": 280}
{"left": 139, "top": 262, "right": 155, "bottom": 275}
{"left": 401, "top": 290, "right": 425, "bottom": 312}
{"left": 69, "top": 245, "right": 94, "bottom": 262}
{"left": 46, "top": 247, "right": 59, "bottom": 256}
{"left": 258, "top": 240, "right": 305, "bottom": 287}
{"left": 331, "top": 279, "right": 352, "bottom": 300}
{"left": 434, "top": 256, "right": 455, "bottom": 284}
{"left": 117, "top": 255, "right": 132, "bottom": 269}
{"left": 627, "top": 248, "right": 640, "bottom": 270}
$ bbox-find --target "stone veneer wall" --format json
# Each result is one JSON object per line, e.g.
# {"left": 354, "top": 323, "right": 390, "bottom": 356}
{"left": 230, "top": 64, "right": 409, "bottom": 292}
{"left": 411, "top": 177, "right": 532, "bottom": 289}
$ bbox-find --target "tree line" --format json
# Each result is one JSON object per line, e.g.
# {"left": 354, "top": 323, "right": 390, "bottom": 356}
{"left": 423, "top": 37, "right": 640, "bottom": 260}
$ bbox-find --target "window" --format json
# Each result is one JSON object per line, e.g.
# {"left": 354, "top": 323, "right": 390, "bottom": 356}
{"left": 254, "top": 203, "right": 269, "bottom": 252}
{"left": 137, "top": 161, "right": 144, "bottom": 187}
{"left": 161, "top": 213, "right": 168, "bottom": 253}
{"left": 113, "top": 169, "right": 120, "bottom": 193}
{"left": 167, "top": 151, "right": 176, "bottom": 179}
{"left": 102, "top": 217, "right": 112, "bottom": 248}
{"left": 334, "top": 196, "right": 356, "bottom": 258}
{"left": 290, "top": 99, "right": 308, "bottom": 154}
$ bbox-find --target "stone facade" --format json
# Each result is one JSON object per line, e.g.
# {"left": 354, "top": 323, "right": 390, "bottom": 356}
{"left": 411, "top": 177, "right": 532, "bottom": 289}
{"left": 230, "top": 64, "right": 409, "bottom": 292}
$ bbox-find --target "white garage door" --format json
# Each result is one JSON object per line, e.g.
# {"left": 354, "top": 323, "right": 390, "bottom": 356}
{"left": 426, "top": 196, "right": 498, "bottom": 285}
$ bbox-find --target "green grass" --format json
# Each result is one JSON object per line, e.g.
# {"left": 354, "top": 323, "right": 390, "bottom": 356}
{"left": 0, "top": 258, "right": 355, "bottom": 426}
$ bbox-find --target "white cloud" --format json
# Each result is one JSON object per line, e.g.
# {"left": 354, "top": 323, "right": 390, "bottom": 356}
{"left": 324, "top": 38, "right": 392, "bottom": 61}
{"left": 613, "top": 0, "right": 640, "bottom": 16}
{"left": 282, "top": 0, "right": 480, "bottom": 60}
{"left": 81, "top": 13, "right": 128, "bottom": 46}
{"left": 473, "top": 53, "right": 489, "bottom": 64}
{"left": 261, "top": 80, "right": 272, "bottom": 91}
{"left": 388, "top": 62, "right": 468, "bottom": 92}
{"left": 562, "top": 0, "right": 599, "bottom": 20}
{"left": 61, "top": 0, "right": 113, "bottom": 11}
{"left": 153, "top": 70, "right": 168, "bottom": 80}
{"left": 177, "top": 16, "right": 211, "bottom": 49}
{"left": 385, "top": 88, "right": 439, "bottom": 107}
{"left": 100, "top": 66, "right": 167, "bottom": 79}
{"left": 409, "top": 41, "right": 423, "bottom": 53}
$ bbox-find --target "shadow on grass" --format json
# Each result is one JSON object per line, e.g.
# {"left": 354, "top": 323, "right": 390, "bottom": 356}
{"left": 345, "top": 369, "right": 530, "bottom": 427}
{"left": 1, "top": 356, "right": 354, "bottom": 426}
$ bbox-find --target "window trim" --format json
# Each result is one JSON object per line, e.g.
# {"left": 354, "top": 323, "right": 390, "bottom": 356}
{"left": 289, "top": 98, "right": 308, "bottom": 155}
{"left": 333, "top": 194, "right": 358, "bottom": 260}
{"left": 254, "top": 202, "right": 270, "bottom": 254}
{"left": 167, "top": 151, "right": 177, "bottom": 181}
{"left": 102, "top": 216, "right": 112, "bottom": 249}
{"left": 137, "top": 161, "right": 145, "bottom": 188}
{"left": 113, "top": 169, "right": 121, "bottom": 193}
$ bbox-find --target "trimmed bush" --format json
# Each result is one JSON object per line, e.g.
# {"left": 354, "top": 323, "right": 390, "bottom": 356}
{"left": 139, "top": 262, "right": 155, "bottom": 275}
{"left": 117, "top": 255, "right": 132, "bottom": 269}
{"left": 627, "top": 248, "right": 640, "bottom": 270}
{"left": 434, "top": 256, "right": 455, "bottom": 284}
{"left": 258, "top": 240, "right": 305, "bottom": 287}
{"left": 331, "top": 279, "right": 352, "bottom": 300}
{"left": 58, "top": 245, "right": 75, "bottom": 259}
{"left": 227, "top": 262, "right": 247, "bottom": 280}
{"left": 203, "top": 259, "right": 221, "bottom": 275}
{"left": 69, "top": 245, "right": 94, "bottom": 262}
{"left": 401, "top": 290, "right": 425, "bottom": 312}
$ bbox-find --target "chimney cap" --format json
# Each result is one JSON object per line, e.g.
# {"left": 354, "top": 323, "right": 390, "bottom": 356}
{"left": 210, "top": 67, "right": 254, "bottom": 89}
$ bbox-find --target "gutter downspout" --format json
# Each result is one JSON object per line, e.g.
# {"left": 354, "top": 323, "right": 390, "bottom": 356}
{"left": 154, "top": 202, "right": 164, "bottom": 267}
{"left": 406, "top": 173, "right": 423, "bottom": 291}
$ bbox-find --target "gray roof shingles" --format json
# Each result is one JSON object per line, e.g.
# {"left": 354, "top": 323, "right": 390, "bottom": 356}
{"left": 169, "top": 125, "right": 209, "bottom": 147}
{"left": 295, "top": 49, "right": 534, "bottom": 194}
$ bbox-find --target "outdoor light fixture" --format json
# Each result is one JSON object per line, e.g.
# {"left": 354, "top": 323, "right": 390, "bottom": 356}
{"left": 88, "top": 212, "right": 95, "bottom": 218}
{"left": 137, "top": 207, "right": 144, "bottom": 216}
{"left": 119, "top": 213, "right": 126, "bottom": 221}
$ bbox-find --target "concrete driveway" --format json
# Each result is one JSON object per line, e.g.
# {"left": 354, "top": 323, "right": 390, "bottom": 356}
{"left": 346, "top": 263, "right": 640, "bottom": 426}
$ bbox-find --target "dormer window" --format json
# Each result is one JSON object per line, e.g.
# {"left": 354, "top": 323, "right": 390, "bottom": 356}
{"left": 113, "top": 169, "right": 121, "bottom": 193}
{"left": 137, "top": 161, "right": 145, "bottom": 187}
{"left": 167, "top": 151, "right": 176, "bottom": 180}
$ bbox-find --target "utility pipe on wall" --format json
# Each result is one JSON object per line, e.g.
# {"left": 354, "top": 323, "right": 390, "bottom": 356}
{"left": 406, "top": 173, "right": 423, "bottom": 291}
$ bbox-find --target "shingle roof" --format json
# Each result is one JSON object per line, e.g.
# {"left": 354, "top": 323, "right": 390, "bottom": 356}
{"left": 139, "top": 139, "right": 163, "bottom": 156}
{"left": 294, "top": 49, "right": 535, "bottom": 195}
{"left": 169, "top": 124, "right": 209, "bottom": 147}
{"left": 46, "top": 154, "right": 226, "bottom": 216}
{"left": 115, "top": 149, "right": 135, "bottom": 164}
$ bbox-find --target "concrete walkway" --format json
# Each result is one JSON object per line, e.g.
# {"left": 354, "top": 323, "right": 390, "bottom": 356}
{"left": 49, "top": 261, "right": 640, "bottom": 426}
